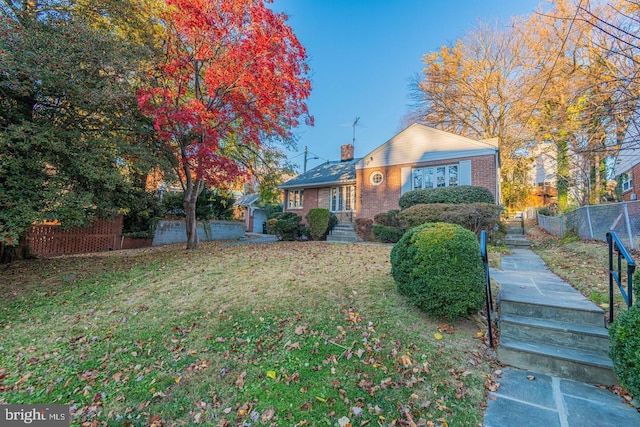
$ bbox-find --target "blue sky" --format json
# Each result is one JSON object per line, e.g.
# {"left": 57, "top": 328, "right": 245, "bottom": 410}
{"left": 270, "top": 0, "right": 542, "bottom": 172}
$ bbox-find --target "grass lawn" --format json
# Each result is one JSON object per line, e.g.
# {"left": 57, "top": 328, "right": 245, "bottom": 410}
{"left": 0, "top": 241, "right": 493, "bottom": 426}
{"left": 526, "top": 226, "right": 632, "bottom": 312}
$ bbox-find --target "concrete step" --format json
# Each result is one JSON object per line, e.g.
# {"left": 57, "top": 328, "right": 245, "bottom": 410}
{"left": 498, "top": 337, "right": 617, "bottom": 385}
{"left": 332, "top": 223, "right": 355, "bottom": 230}
{"left": 505, "top": 238, "right": 531, "bottom": 248}
{"left": 499, "top": 298, "right": 605, "bottom": 329}
{"left": 328, "top": 222, "right": 357, "bottom": 242}
{"left": 327, "top": 234, "right": 357, "bottom": 243}
{"left": 500, "top": 314, "right": 610, "bottom": 354}
{"left": 505, "top": 243, "right": 531, "bottom": 248}
{"left": 330, "top": 229, "right": 356, "bottom": 236}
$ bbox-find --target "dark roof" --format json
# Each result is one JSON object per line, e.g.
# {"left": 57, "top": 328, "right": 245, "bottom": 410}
{"left": 279, "top": 158, "right": 360, "bottom": 189}
{"left": 234, "top": 193, "right": 260, "bottom": 207}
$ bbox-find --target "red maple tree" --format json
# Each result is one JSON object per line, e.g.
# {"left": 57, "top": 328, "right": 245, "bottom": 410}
{"left": 138, "top": 0, "right": 312, "bottom": 248}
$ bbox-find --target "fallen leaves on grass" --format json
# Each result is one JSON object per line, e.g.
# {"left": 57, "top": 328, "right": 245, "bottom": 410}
{"left": 1, "top": 242, "right": 490, "bottom": 426}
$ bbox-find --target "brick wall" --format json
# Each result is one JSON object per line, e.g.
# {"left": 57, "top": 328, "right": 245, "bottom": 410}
{"left": 27, "top": 216, "right": 124, "bottom": 257}
{"left": 284, "top": 188, "right": 317, "bottom": 224}
{"left": 621, "top": 163, "right": 640, "bottom": 201}
{"left": 470, "top": 155, "right": 498, "bottom": 197}
{"left": 317, "top": 188, "right": 331, "bottom": 210}
{"left": 284, "top": 187, "right": 342, "bottom": 224}
{"left": 357, "top": 154, "right": 498, "bottom": 220}
{"left": 357, "top": 165, "right": 403, "bottom": 220}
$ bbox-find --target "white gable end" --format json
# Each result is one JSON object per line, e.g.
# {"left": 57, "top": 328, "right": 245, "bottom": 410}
{"left": 613, "top": 118, "right": 640, "bottom": 177}
{"left": 355, "top": 123, "right": 497, "bottom": 170}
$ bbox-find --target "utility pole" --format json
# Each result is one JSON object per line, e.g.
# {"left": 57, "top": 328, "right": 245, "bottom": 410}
{"left": 303, "top": 146, "right": 319, "bottom": 173}
{"left": 303, "top": 146, "right": 308, "bottom": 173}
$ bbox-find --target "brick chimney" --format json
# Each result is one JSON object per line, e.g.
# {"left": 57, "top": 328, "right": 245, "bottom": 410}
{"left": 341, "top": 144, "right": 354, "bottom": 162}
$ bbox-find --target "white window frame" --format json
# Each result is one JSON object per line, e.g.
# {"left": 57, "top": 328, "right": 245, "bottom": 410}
{"left": 622, "top": 173, "right": 633, "bottom": 192}
{"left": 287, "top": 189, "right": 304, "bottom": 209}
{"left": 330, "top": 185, "right": 356, "bottom": 212}
{"left": 370, "top": 171, "right": 384, "bottom": 185}
{"left": 412, "top": 164, "right": 459, "bottom": 190}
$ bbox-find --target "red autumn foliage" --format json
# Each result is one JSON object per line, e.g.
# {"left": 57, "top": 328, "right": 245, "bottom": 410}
{"left": 137, "top": 0, "right": 312, "bottom": 248}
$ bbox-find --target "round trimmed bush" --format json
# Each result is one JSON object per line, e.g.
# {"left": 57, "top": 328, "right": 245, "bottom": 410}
{"left": 306, "top": 208, "right": 331, "bottom": 240}
{"left": 609, "top": 304, "right": 640, "bottom": 399}
{"left": 390, "top": 222, "right": 485, "bottom": 319}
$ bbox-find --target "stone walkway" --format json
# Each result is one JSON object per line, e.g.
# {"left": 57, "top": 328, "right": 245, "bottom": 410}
{"left": 484, "top": 248, "right": 640, "bottom": 426}
{"left": 485, "top": 367, "right": 640, "bottom": 427}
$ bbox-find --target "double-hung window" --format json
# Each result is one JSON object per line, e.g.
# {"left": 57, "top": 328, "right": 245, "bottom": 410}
{"left": 622, "top": 173, "right": 633, "bottom": 192}
{"left": 288, "top": 189, "right": 304, "bottom": 209}
{"left": 330, "top": 185, "right": 355, "bottom": 212}
{"left": 412, "top": 164, "right": 458, "bottom": 190}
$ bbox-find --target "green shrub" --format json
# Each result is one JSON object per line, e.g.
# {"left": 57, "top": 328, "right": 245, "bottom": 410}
{"left": 197, "top": 188, "right": 236, "bottom": 220}
{"left": 161, "top": 191, "right": 185, "bottom": 217}
{"left": 373, "top": 224, "right": 405, "bottom": 243}
{"left": 399, "top": 185, "right": 494, "bottom": 210}
{"left": 609, "top": 304, "right": 640, "bottom": 399}
{"left": 122, "top": 230, "right": 155, "bottom": 239}
{"left": 390, "top": 222, "right": 485, "bottom": 319}
{"left": 119, "top": 189, "right": 162, "bottom": 238}
{"left": 355, "top": 218, "right": 374, "bottom": 241}
{"left": 398, "top": 203, "right": 503, "bottom": 240}
{"left": 263, "top": 203, "right": 284, "bottom": 218}
{"left": 160, "top": 189, "right": 235, "bottom": 220}
{"left": 374, "top": 210, "right": 400, "bottom": 227}
{"left": 266, "top": 212, "right": 306, "bottom": 241}
{"left": 306, "top": 208, "right": 331, "bottom": 240}
{"left": 537, "top": 207, "right": 554, "bottom": 216}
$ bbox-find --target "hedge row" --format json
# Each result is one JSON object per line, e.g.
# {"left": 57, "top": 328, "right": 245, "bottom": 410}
{"left": 398, "top": 185, "right": 494, "bottom": 210}
{"left": 399, "top": 203, "right": 503, "bottom": 237}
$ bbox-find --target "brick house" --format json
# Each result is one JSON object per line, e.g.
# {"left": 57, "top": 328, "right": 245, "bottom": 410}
{"left": 280, "top": 123, "right": 500, "bottom": 223}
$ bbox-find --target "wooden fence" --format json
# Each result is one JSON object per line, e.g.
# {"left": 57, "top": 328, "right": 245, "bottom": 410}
{"left": 27, "top": 216, "right": 124, "bottom": 257}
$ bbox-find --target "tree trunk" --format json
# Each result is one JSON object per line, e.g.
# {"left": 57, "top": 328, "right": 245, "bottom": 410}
{"left": 0, "top": 232, "right": 31, "bottom": 264}
{"left": 183, "top": 177, "right": 204, "bottom": 249}
{"left": 556, "top": 138, "right": 569, "bottom": 209}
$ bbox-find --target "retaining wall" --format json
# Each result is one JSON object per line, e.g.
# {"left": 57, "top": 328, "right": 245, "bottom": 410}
{"left": 152, "top": 220, "right": 245, "bottom": 246}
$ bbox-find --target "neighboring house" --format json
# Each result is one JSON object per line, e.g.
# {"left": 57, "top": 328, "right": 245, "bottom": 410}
{"left": 235, "top": 193, "right": 268, "bottom": 233}
{"left": 280, "top": 123, "right": 500, "bottom": 223}
{"left": 527, "top": 141, "right": 558, "bottom": 207}
{"left": 613, "top": 118, "right": 640, "bottom": 201}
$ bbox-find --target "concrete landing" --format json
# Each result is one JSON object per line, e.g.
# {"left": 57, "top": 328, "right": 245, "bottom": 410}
{"left": 485, "top": 367, "right": 640, "bottom": 427}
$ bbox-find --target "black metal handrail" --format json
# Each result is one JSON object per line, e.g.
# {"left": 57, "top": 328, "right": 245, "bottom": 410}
{"left": 606, "top": 231, "right": 635, "bottom": 323}
{"left": 480, "top": 230, "right": 494, "bottom": 348}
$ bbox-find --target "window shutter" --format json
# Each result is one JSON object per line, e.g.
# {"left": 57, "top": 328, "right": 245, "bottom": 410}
{"left": 459, "top": 160, "right": 471, "bottom": 185}
{"left": 401, "top": 167, "right": 412, "bottom": 194}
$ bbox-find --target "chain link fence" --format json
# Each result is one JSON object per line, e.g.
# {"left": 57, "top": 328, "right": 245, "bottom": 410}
{"left": 537, "top": 201, "right": 640, "bottom": 249}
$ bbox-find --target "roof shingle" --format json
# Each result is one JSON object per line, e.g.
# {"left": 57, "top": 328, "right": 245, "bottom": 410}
{"left": 279, "top": 158, "right": 360, "bottom": 189}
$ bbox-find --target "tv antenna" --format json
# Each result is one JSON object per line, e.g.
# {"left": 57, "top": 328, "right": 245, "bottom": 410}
{"left": 352, "top": 116, "right": 360, "bottom": 146}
